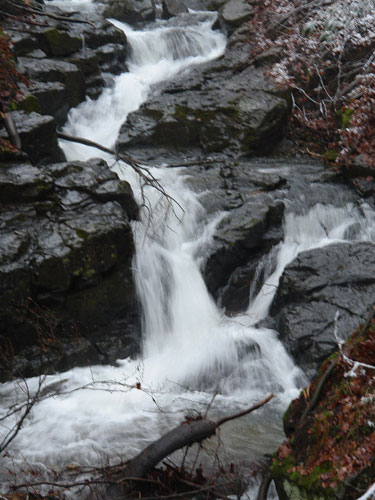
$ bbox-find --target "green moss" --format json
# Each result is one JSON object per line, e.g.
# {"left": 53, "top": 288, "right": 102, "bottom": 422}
{"left": 19, "top": 95, "right": 41, "bottom": 114}
{"left": 273, "top": 456, "right": 334, "bottom": 497}
{"left": 41, "top": 28, "right": 82, "bottom": 57}
{"left": 337, "top": 107, "right": 353, "bottom": 130}
{"left": 76, "top": 229, "right": 89, "bottom": 240}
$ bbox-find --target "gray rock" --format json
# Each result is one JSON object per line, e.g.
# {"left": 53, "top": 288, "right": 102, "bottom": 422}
{"left": 18, "top": 57, "right": 86, "bottom": 108}
{"left": 27, "top": 81, "right": 70, "bottom": 125}
{"left": 204, "top": 194, "right": 284, "bottom": 298}
{"left": 36, "top": 28, "right": 82, "bottom": 57}
{"left": 0, "top": 111, "right": 62, "bottom": 164}
{"left": 8, "top": 31, "right": 38, "bottom": 56}
{"left": 162, "top": 0, "right": 189, "bottom": 19}
{"left": 102, "top": 0, "right": 155, "bottom": 23}
{"left": 0, "top": 158, "right": 139, "bottom": 380}
{"left": 95, "top": 43, "right": 127, "bottom": 74}
{"left": 220, "top": 0, "right": 254, "bottom": 28}
{"left": 117, "top": 66, "right": 289, "bottom": 156}
{"left": 271, "top": 242, "right": 375, "bottom": 372}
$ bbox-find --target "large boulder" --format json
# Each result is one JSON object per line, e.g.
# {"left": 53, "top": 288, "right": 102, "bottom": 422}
{"left": 18, "top": 57, "right": 86, "bottom": 108}
{"left": 220, "top": 0, "right": 254, "bottom": 29}
{"left": 117, "top": 66, "right": 289, "bottom": 156}
{"left": 204, "top": 194, "right": 284, "bottom": 300}
{"left": 0, "top": 158, "right": 139, "bottom": 380}
{"left": 102, "top": 0, "right": 155, "bottom": 23}
{"left": 162, "top": 0, "right": 189, "bottom": 19}
{"left": 36, "top": 28, "right": 82, "bottom": 57}
{"left": 271, "top": 241, "right": 375, "bottom": 373}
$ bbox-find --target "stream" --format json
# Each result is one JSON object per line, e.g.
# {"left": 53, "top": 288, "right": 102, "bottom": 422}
{"left": 1, "top": 2, "right": 375, "bottom": 498}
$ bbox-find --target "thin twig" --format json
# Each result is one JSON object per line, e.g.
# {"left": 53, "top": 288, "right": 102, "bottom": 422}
{"left": 216, "top": 394, "right": 273, "bottom": 427}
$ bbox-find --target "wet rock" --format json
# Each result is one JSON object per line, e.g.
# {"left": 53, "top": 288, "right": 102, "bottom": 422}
{"left": 95, "top": 43, "right": 127, "bottom": 74}
{"left": 9, "top": 31, "right": 38, "bottom": 56}
{"left": 204, "top": 194, "right": 284, "bottom": 298}
{"left": 67, "top": 48, "right": 101, "bottom": 76}
{"left": 271, "top": 241, "right": 375, "bottom": 373}
{"left": 220, "top": 0, "right": 254, "bottom": 30}
{"left": 0, "top": 158, "right": 139, "bottom": 379}
{"left": 183, "top": 0, "right": 227, "bottom": 10}
{"left": 18, "top": 57, "right": 86, "bottom": 107}
{"left": 36, "top": 28, "right": 82, "bottom": 57}
{"left": 0, "top": 163, "right": 53, "bottom": 203}
{"left": 162, "top": 0, "right": 189, "bottom": 19}
{"left": 117, "top": 66, "right": 289, "bottom": 156}
{"left": 102, "top": 0, "right": 155, "bottom": 23}
{"left": 25, "top": 81, "right": 69, "bottom": 125}
{"left": 0, "top": 111, "right": 62, "bottom": 164}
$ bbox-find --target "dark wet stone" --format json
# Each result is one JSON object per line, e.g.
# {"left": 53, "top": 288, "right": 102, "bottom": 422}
{"left": 0, "top": 158, "right": 139, "bottom": 380}
{"left": 117, "top": 66, "right": 289, "bottom": 156}
{"left": 0, "top": 111, "right": 62, "bottom": 164}
{"left": 36, "top": 28, "right": 82, "bottom": 57}
{"left": 27, "top": 81, "right": 70, "bottom": 125}
{"left": 18, "top": 57, "right": 86, "bottom": 107}
{"left": 162, "top": 0, "right": 189, "bottom": 19}
{"left": 102, "top": 0, "right": 155, "bottom": 23}
{"left": 204, "top": 194, "right": 284, "bottom": 298}
{"left": 271, "top": 241, "right": 375, "bottom": 373}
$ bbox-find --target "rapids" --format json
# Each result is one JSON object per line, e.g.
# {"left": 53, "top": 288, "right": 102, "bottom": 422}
{"left": 1, "top": 3, "right": 375, "bottom": 498}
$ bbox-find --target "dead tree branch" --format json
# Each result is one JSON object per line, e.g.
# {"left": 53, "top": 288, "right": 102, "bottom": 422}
{"left": 57, "top": 132, "right": 183, "bottom": 212}
{"left": 114, "top": 394, "right": 273, "bottom": 480}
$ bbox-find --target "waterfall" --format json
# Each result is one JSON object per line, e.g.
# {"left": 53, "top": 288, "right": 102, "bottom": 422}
{"left": 2, "top": 5, "right": 375, "bottom": 497}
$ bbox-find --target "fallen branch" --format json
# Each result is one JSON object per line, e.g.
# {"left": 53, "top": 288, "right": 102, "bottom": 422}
{"left": 4, "top": 113, "right": 21, "bottom": 150}
{"left": 57, "top": 132, "right": 183, "bottom": 212}
{"left": 116, "top": 394, "right": 273, "bottom": 480}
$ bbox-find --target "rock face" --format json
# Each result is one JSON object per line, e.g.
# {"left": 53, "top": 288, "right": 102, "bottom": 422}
{"left": 162, "top": 0, "right": 189, "bottom": 19}
{"left": 117, "top": 65, "right": 289, "bottom": 156}
{"left": 102, "top": 0, "right": 155, "bottom": 23}
{"left": 6, "top": 16, "right": 128, "bottom": 122}
{"left": 0, "top": 111, "right": 63, "bottom": 164}
{"left": 0, "top": 157, "right": 139, "bottom": 380}
{"left": 271, "top": 242, "right": 375, "bottom": 373}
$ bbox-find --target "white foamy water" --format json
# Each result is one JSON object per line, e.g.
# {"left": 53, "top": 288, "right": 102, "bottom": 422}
{"left": 2, "top": 6, "right": 375, "bottom": 498}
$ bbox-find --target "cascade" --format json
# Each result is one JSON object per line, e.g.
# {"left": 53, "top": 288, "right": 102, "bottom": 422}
{"left": 1, "top": 3, "right": 375, "bottom": 497}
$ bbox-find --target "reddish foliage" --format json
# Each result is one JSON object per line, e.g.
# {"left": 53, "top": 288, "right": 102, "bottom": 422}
{"left": 274, "top": 319, "right": 375, "bottom": 494}
{"left": 248, "top": 0, "right": 375, "bottom": 170}
{"left": 0, "top": 30, "right": 28, "bottom": 114}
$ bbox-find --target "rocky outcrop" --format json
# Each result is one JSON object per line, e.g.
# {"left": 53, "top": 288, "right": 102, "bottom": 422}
{"left": 162, "top": 0, "right": 189, "bottom": 19}
{"left": 204, "top": 195, "right": 284, "bottom": 301}
{"left": 270, "top": 241, "right": 375, "bottom": 373}
{"left": 117, "top": 65, "right": 290, "bottom": 156}
{"left": 6, "top": 13, "right": 128, "bottom": 121}
{"left": 0, "top": 156, "right": 139, "bottom": 380}
{"left": 102, "top": 0, "right": 155, "bottom": 23}
{"left": 0, "top": 111, "right": 63, "bottom": 164}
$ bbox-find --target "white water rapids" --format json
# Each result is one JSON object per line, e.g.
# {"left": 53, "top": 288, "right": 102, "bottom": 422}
{"left": 2, "top": 4, "right": 375, "bottom": 497}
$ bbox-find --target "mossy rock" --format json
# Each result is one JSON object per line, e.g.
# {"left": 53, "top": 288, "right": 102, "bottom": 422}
{"left": 17, "top": 95, "right": 42, "bottom": 114}
{"left": 37, "top": 28, "right": 82, "bottom": 57}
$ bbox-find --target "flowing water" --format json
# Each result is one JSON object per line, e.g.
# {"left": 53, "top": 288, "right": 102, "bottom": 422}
{"left": 2, "top": 3, "right": 375, "bottom": 498}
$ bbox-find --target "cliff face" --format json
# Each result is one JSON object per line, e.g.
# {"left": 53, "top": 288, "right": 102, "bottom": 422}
{"left": 271, "top": 313, "right": 375, "bottom": 500}
{"left": 0, "top": 6, "right": 141, "bottom": 380}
